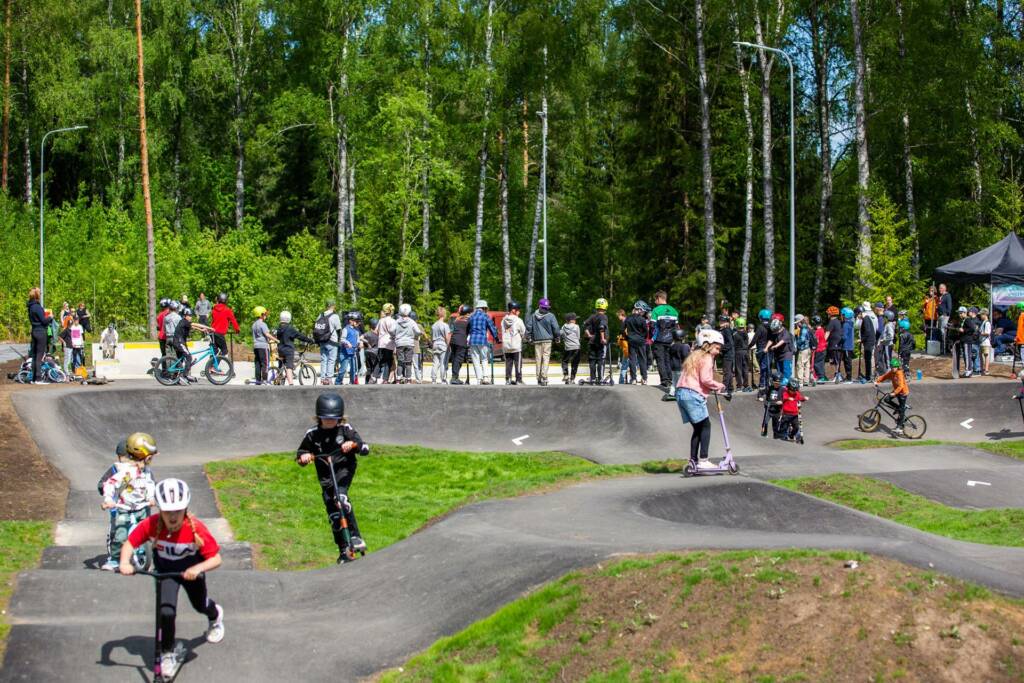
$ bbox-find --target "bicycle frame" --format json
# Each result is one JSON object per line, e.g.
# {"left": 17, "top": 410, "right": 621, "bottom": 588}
{"left": 871, "top": 389, "right": 903, "bottom": 423}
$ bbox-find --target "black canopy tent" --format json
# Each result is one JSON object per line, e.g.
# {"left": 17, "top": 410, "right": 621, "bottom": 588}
{"left": 933, "top": 232, "right": 1024, "bottom": 327}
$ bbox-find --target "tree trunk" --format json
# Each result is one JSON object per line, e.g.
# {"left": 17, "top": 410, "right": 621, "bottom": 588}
{"left": 525, "top": 49, "right": 547, "bottom": 314}
{"left": 134, "top": 0, "right": 157, "bottom": 338}
{"left": 696, "top": 0, "right": 716, "bottom": 318}
{"left": 851, "top": 0, "right": 872, "bottom": 281}
{"left": 19, "top": 39, "right": 28, "bottom": 203}
{"left": 499, "top": 128, "right": 512, "bottom": 305}
{"left": 895, "top": 0, "right": 918, "bottom": 276}
{"left": 471, "top": 0, "right": 495, "bottom": 303}
{"left": 172, "top": 111, "right": 182, "bottom": 230}
{"left": 521, "top": 98, "right": 529, "bottom": 188}
{"left": 336, "top": 122, "right": 348, "bottom": 295}
{"left": 810, "top": 1, "right": 833, "bottom": 314}
{"left": 347, "top": 163, "right": 359, "bottom": 303}
{"left": 730, "top": 4, "right": 755, "bottom": 319}
{"left": 234, "top": 84, "right": 245, "bottom": 230}
{"left": 398, "top": 135, "right": 413, "bottom": 306}
{"left": 753, "top": 8, "right": 776, "bottom": 311}
{"left": 109, "top": 0, "right": 126, "bottom": 200}
{"left": 1, "top": 0, "right": 11, "bottom": 193}
{"left": 421, "top": 31, "right": 431, "bottom": 295}
{"left": 965, "top": 88, "right": 983, "bottom": 226}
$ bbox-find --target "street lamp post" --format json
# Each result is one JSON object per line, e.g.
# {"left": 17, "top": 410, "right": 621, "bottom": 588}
{"left": 537, "top": 108, "right": 548, "bottom": 300}
{"left": 39, "top": 125, "right": 87, "bottom": 307}
{"left": 735, "top": 42, "right": 795, "bottom": 328}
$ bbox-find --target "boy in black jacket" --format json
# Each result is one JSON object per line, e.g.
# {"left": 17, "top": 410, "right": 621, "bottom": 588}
{"left": 583, "top": 299, "right": 610, "bottom": 384}
{"left": 732, "top": 317, "right": 751, "bottom": 392}
{"left": 661, "top": 329, "right": 691, "bottom": 401}
{"left": 274, "top": 311, "right": 314, "bottom": 385}
{"left": 296, "top": 393, "right": 369, "bottom": 563}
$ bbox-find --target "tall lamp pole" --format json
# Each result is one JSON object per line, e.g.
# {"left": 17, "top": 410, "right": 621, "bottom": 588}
{"left": 39, "top": 125, "right": 87, "bottom": 308}
{"left": 735, "top": 41, "right": 795, "bottom": 327}
{"left": 537, "top": 108, "right": 548, "bottom": 299}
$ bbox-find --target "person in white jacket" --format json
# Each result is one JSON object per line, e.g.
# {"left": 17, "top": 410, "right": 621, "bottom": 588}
{"left": 502, "top": 302, "right": 527, "bottom": 385}
{"left": 100, "top": 323, "right": 119, "bottom": 359}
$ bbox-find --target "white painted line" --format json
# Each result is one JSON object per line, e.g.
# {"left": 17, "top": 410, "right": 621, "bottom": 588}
{"left": 966, "top": 480, "right": 991, "bottom": 487}
{"left": 512, "top": 434, "right": 530, "bottom": 446}
{"left": 960, "top": 418, "right": 975, "bottom": 429}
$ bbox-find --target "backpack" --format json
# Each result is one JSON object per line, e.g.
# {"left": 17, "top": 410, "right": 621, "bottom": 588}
{"left": 312, "top": 312, "right": 333, "bottom": 343}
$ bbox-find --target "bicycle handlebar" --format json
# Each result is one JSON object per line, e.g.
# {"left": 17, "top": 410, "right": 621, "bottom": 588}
{"left": 134, "top": 570, "right": 200, "bottom": 579}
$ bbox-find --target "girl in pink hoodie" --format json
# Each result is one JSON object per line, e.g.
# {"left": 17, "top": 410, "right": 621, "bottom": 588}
{"left": 676, "top": 330, "right": 726, "bottom": 468}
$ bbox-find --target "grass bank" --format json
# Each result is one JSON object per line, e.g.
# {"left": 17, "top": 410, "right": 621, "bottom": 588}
{"left": 207, "top": 445, "right": 641, "bottom": 570}
{"left": 0, "top": 521, "right": 53, "bottom": 660}
{"left": 381, "top": 550, "right": 1024, "bottom": 682}
{"left": 774, "top": 474, "right": 1024, "bottom": 547}
{"left": 832, "top": 438, "right": 1024, "bottom": 462}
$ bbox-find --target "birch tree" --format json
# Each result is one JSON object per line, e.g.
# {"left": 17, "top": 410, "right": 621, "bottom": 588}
{"left": 695, "top": 0, "right": 715, "bottom": 317}
{"left": 471, "top": 0, "right": 494, "bottom": 303}
{"left": 499, "top": 128, "right": 512, "bottom": 306}
{"left": 809, "top": 0, "right": 833, "bottom": 314}
{"left": 850, "top": 0, "right": 872, "bottom": 280}
{"left": 895, "top": 0, "right": 918, "bottom": 276}
{"left": 133, "top": 0, "right": 157, "bottom": 337}
{"left": 731, "top": 3, "right": 755, "bottom": 318}
{"left": 525, "top": 45, "right": 547, "bottom": 314}
{"left": 1, "top": 0, "right": 11, "bottom": 193}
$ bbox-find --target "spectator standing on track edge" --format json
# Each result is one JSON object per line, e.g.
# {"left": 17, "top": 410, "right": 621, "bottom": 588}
{"left": 195, "top": 293, "right": 212, "bottom": 326}
{"left": 650, "top": 291, "right": 679, "bottom": 392}
{"left": 313, "top": 301, "right": 343, "bottom": 385}
{"left": 210, "top": 293, "right": 240, "bottom": 360}
{"left": 26, "top": 288, "right": 52, "bottom": 384}
{"left": 526, "top": 298, "right": 559, "bottom": 386}
{"left": 468, "top": 300, "right": 499, "bottom": 385}
{"left": 938, "top": 283, "right": 953, "bottom": 353}
{"left": 448, "top": 305, "right": 471, "bottom": 384}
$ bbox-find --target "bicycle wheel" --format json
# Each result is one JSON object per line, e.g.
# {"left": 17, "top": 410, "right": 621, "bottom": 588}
{"left": 17, "top": 369, "right": 32, "bottom": 383}
{"left": 298, "top": 363, "right": 317, "bottom": 386}
{"left": 47, "top": 366, "right": 67, "bottom": 383}
{"left": 205, "top": 354, "right": 234, "bottom": 385}
{"left": 903, "top": 415, "right": 927, "bottom": 440}
{"left": 154, "top": 356, "right": 182, "bottom": 386}
{"left": 858, "top": 408, "right": 881, "bottom": 433}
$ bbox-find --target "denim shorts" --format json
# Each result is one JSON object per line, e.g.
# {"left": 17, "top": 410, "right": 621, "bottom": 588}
{"left": 676, "top": 388, "right": 708, "bottom": 424}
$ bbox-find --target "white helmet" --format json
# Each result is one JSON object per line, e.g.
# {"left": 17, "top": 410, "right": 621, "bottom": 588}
{"left": 697, "top": 329, "right": 725, "bottom": 348}
{"left": 279, "top": 310, "right": 292, "bottom": 324}
{"left": 155, "top": 478, "right": 191, "bottom": 511}
{"left": 398, "top": 303, "right": 412, "bottom": 316}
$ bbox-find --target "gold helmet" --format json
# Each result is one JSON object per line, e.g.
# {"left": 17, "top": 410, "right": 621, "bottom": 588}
{"left": 125, "top": 432, "right": 158, "bottom": 460}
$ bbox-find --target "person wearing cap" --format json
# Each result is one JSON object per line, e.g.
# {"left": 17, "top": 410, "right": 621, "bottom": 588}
{"left": 793, "top": 314, "right": 812, "bottom": 386}
{"left": 717, "top": 314, "right": 735, "bottom": 397}
{"left": 468, "top": 300, "right": 499, "bottom": 385}
{"left": 393, "top": 304, "right": 423, "bottom": 383}
{"left": 526, "top": 298, "right": 560, "bottom": 386}
{"left": 502, "top": 302, "right": 527, "bottom": 384}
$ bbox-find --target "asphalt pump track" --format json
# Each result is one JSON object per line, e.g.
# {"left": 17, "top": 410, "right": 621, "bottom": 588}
{"left": 2, "top": 380, "right": 1023, "bottom": 681}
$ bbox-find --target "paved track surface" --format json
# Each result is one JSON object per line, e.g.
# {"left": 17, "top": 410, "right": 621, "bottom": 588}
{"left": 3, "top": 379, "right": 1023, "bottom": 681}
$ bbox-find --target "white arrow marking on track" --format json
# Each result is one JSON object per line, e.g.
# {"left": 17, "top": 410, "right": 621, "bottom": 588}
{"left": 966, "top": 480, "right": 991, "bottom": 487}
{"left": 512, "top": 434, "right": 530, "bottom": 446}
{"left": 960, "top": 418, "right": 975, "bottom": 430}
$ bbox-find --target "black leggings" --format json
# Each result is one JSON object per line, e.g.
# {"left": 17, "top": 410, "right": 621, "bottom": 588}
{"left": 690, "top": 418, "right": 711, "bottom": 462}
{"left": 30, "top": 328, "right": 47, "bottom": 381}
{"left": 212, "top": 333, "right": 229, "bottom": 358}
{"left": 449, "top": 345, "right": 468, "bottom": 380}
{"left": 158, "top": 575, "right": 219, "bottom": 650}
{"left": 320, "top": 461, "right": 361, "bottom": 550}
{"left": 377, "top": 348, "right": 395, "bottom": 381}
{"left": 628, "top": 341, "right": 647, "bottom": 382}
{"left": 653, "top": 343, "right": 672, "bottom": 387}
{"left": 364, "top": 352, "right": 379, "bottom": 382}
{"left": 504, "top": 352, "right": 522, "bottom": 383}
{"left": 561, "top": 348, "right": 580, "bottom": 381}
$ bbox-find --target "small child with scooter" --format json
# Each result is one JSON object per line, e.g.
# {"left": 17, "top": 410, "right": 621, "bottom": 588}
{"left": 777, "top": 379, "right": 807, "bottom": 443}
{"left": 296, "top": 392, "right": 370, "bottom": 563}
{"left": 761, "top": 372, "right": 784, "bottom": 438}
{"left": 99, "top": 432, "right": 158, "bottom": 572}
{"left": 120, "top": 478, "right": 225, "bottom": 681}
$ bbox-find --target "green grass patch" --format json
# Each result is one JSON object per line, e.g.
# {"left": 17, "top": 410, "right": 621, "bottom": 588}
{"left": 207, "top": 445, "right": 640, "bottom": 570}
{"left": 774, "top": 474, "right": 1024, "bottom": 547}
{"left": 0, "top": 521, "right": 53, "bottom": 660}
{"left": 831, "top": 438, "right": 1024, "bottom": 462}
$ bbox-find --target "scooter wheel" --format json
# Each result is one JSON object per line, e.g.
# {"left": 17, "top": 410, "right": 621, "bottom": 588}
{"left": 682, "top": 463, "right": 696, "bottom": 478}
{"left": 728, "top": 462, "right": 740, "bottom": 475}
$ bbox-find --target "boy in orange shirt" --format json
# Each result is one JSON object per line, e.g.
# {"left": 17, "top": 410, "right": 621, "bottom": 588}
{"left": 875, "top": 357, "right": 909, "bottom": 436}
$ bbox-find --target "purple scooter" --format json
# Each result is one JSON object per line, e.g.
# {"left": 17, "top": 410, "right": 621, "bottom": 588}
{"left": 683, "top": 392, "right": 740, "bottom": 477}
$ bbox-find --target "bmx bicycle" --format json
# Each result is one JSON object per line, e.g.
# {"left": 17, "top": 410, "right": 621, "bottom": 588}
{"left": 295, "top": 343, "right": 319, "bottom": 386}
{"left": 858, "top": 388, "right": 927, "bottom": 439}
{"left": 7, "top": 346, "right": 68, "bottom": 383}
{"left": 151, "top": 335, "right": 234, "bottom": 386}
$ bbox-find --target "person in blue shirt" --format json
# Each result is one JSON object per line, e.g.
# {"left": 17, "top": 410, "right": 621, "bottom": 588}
{"left": 468, "top": 300, "right": 499, "bottom": 385}
{"left": 841, "top": 307, "right": 856, "bottom": 384}
{"left": 337, "top": 314, "right": 362, "bottom": 385}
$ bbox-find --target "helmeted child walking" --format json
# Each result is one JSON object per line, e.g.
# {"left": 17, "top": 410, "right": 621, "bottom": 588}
{"left": 99, "top": 432, "right": 157, "bottom": 572}
{"left": 560, "top": 313, "right": 581, "bottom": 383}
{"left": 296, "top": 393, "right": 368, "bottom": 562}
{"left": 732, "top": 317, "right": 751, "bottom": 392}
{"left": 761, "top": 372, "right": 784, "bottom": 438}
{"left": 274, "top": 311, "right": 313, "bottom": 385}
{"left": 777, "top": 379, "right": 807, "bottom": 442}
{"left": 120, "top": 478, "right": 225, "bottom": 681}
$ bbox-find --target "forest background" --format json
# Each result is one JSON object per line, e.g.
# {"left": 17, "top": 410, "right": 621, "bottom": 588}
{"left": 0, "top": 0, "right": 1020, "bottom": 339}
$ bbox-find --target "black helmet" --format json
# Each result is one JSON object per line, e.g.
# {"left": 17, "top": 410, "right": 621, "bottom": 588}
{"left": 788, "top": 378, "right": 801, "bottom": 391}
{"left": 349, "top": 311, "right": 363, "bottom": 321}
{"left": 507, "top": 301, "right": 521, "bottom": 312}
{"left": 409, "top": 311, "right": 418, "bottom": 321}
{"left": 217, "top": 293, "right": 228, "bottom": 303}
{"left": 884, "top": 310, "right": 895, "bottom": 321}
{"left": 316, "top": 393, "right": 344, "bottom": 419}
{"left": 459, "top": 304, "right": 472, "bottom": 315}
{"left": 368, "top": 317, "right": 379, "bottom": 327}
{"left": 672, "top": 328, "right": 686, "bottom": 341}
{"left": 811, "top": 314, "right": 821, "bottom": 325}
{"left": 182, "top": 307, "right": 194, "bottom": 317}
{"left": 770, "top": 371, "right": 782, "bottom": 384}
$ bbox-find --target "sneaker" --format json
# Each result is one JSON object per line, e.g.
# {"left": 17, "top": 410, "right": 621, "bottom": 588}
{"left": 698, "top": 459, "right": 717, "bottom": 469}
{"left": 843, "top": 380, "right": 854, "bottom": 384}
{"left": 336, "top": 550, "right": 354, "bottom": 564}
{"left": 206, "top": 605, "right": 225, "bottom": 643}
{"left": 350, "top": 536, "right": 367, "bottom": 553}
{"left": 963, "top": 371, "right": 973, "bottom": 378}
{"left": 187, "top": 376, "right": 198, "bottom": 383}
{"left": 893, "top": 428, "right": 905, "bottom": 437}
{"left": 100, "top": 559, "right": 119, "bottom": 572}
{"left": 660, "top": 393, "right": 676, "bottom": 402}
{"left": 160, "top": 649, "right": 181, "bottom": 679}
{"left": 450, "top": 379, "right": 464, "bottom": 385}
